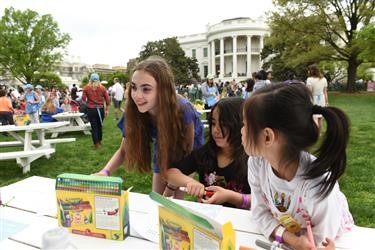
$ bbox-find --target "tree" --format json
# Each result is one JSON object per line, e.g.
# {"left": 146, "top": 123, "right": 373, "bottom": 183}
{"left": 138, "top": 37, "right": 199, "bottom": 84}
{"left": 33, "top": 71, "right": 64, "bottom": 89}
{"left": 266, "top": 0, "right": 375, "bottom": 92}
{"left": 0, "top": 7, "right": 71, "bottom": 84}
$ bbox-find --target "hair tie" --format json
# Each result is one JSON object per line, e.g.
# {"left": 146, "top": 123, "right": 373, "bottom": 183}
{"left": 312, "top": 105, "right": 323, "bottom": 114}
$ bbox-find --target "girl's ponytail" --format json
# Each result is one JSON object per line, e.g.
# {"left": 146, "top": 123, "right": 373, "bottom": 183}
{"left": 308, "top": 105, "right": 350, "bottom": 199}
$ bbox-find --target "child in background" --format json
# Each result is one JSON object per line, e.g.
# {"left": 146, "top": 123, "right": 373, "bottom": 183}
{"left": 241, "top": 83, "right": 352, "bottom": 249}
{"left": 165, "top": 97, "right": 250, "bottom": 208}
{"left": 41, "top": 97, "right": 64, "bottom": 122}
{"left": 61, "top": 96, "right": 72, "bottom": 112}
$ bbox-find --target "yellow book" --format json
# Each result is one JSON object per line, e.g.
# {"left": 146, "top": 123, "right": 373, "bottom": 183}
{"left": 150, "top": 192, "right": 235, "bottom": 250}
{"left": 55, "top": 173, "right": 130, "bottom": 241}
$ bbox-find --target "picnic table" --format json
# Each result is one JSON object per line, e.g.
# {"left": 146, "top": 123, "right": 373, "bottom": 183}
{"left": 2, "top": 176, "right": 373, "bottom": 249}
{"left": 199, "top": 109, "right": 211, "bottom": 128}
{"left": 0, "top": 122, "right": 75, "bottom": 173}
{"left": 50, "top": 112, "right": 91, "bottom": 138}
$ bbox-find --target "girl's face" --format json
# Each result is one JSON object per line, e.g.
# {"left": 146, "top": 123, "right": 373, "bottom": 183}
{"left": 211, "top": 108, "right": 230, "bottom": 149}
{"left": 131, "top": 70, "right": 158, "bottom": 115}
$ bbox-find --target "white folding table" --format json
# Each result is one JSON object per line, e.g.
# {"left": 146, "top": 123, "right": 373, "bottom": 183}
{"left": 50, "top": 112, "right": 91, "bottom": 138}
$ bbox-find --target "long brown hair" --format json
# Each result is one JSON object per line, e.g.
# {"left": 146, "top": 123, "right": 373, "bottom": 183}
{"left": 41, "top": 97, "right": 57, "bottom": 113}
{"left": 308, "top": 64, "right": 323, "bottom": 78}
{"left": 124, "top": 56, "right": 187, "bottom": 174}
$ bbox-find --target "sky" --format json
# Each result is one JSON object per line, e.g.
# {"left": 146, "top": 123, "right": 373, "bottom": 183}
{"left": 0, "top": 0, "right": 275, "bottom": 67}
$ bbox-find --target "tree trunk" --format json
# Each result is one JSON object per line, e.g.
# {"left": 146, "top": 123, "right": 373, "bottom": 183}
{"left": 346, "top": 58, "right": 359, "bottom": 92}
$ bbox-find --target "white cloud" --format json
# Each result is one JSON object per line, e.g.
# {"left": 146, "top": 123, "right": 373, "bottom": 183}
{"left": 0, "top": 0, "right": 275, "bottom": 66}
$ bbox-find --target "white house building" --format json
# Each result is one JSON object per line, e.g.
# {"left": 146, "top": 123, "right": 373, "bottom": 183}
{"left": 178, "top": 17, "right": 269, "bottom": 82}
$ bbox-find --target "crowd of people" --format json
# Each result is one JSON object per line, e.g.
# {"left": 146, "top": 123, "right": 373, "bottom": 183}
{"left": 0, "top": 84, "right": 73, "bottom": 125}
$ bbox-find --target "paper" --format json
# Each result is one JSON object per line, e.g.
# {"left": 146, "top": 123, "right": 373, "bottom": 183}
{"left": 173, "top": 199, "right": 223, "bottom": 220}
{"left": 0, "top": 219, "right": 29, "bottom": 241}
{"left": 131, "top": 212, "right": 159, "bottom": 243}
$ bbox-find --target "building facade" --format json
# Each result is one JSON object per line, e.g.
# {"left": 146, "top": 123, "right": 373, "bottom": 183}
{"left": 178, "top": 17, "right": 269, "bottom": 82}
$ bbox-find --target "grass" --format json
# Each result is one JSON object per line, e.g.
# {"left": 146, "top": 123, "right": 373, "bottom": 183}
{"left": 1, "top": 92, "right": 374, "bottom": 228}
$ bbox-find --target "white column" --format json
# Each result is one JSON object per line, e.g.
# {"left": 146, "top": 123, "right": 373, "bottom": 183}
{"left": 208, "top": 43, "right": 211, "bottom": 77}
{"left": 211, "top": 41, "right": 216, "bottom": 76}
{"left": 259, "top": 35, "right": 264, "bottom": 68}
{"left": 232, "top": 36, "right": 237, "bottom": 78}
{"left": 247, "top": 35, "right": 252, "bottom": 77}
{"left": 220, "top": 37, "right": 224, "bottom": 79}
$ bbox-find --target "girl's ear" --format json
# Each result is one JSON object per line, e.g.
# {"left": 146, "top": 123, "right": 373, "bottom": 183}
{"left": 263, "top": 127, "right": 276, "bottom": 147}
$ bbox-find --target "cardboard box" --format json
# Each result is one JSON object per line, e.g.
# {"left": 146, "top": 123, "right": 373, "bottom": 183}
{"left": 149, "top": 192, "right": 236, "bottom": 250}
{"left": 56, "top": 173, "right": 130, "bottom": 241}
{"left": 14, "top": 114, "right": 31, "bottom": 126}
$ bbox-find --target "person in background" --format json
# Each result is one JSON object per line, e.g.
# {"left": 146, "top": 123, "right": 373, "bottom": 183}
{"left": 201, "top": 74, "right": 220, "bottom": 109}
{"left": 284, "top": 72, "right": 302, "bottom": 85}
{"left": 242, "top": 83, "right": 352, "bottom": 249}
{"left": 35, "top": 85, "right": 45, "bottom": 117}
{"left": 306, "top": 64, "right": 329, "bottom": 129}
{"left": 253, "top": 70, "right": 270, "bottom": 92}
{"left": 61, "top": 96, "right": 72, "bottom": 112}
{"left": 111, "top": 77, "right": 125, "bottom": 120}
{"left": 71, "top": 84, "right": 78, "bottom": 100}
{"left": 82, "top": 73, "right": 111, "bottom": 149}
{"left": 94, "top": 56, "right": 204, "bottom": 197}
{"left": 165, "top": 97, "right": 250, "bottom": 208}
{"left": 243, "top": 78, "right": 255, "bottom": 99}
{"left": 41, "top": 97, "right": 64, "bottom": 122}
{"left": 266, "top": 71, "right": 273, "bottom": 84}
{"left": 21, "top": 84, "right": 40, "bottom": 123}
{"left": 0, "top": 88, "right": 14, "bottom": 125}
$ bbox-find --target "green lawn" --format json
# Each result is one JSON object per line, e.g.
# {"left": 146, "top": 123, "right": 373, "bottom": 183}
{"left": 1, "top": 92, "right": 374, "bottom": 227}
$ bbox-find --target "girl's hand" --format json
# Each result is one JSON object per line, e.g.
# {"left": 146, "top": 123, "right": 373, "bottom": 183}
{"left": 319, "top": 238, "right": 335, "bottom": 250}
{"left": 185, "top": 181, "right": 205, "bottom": 198}
{"left": 201, "top": 186, "right": 228, "bottom": 205}
{"left": 292, "top": 235, "right": 314, "bottom": 250}
{"left": 163, "top": 187, "right": 175, "bottom": 198}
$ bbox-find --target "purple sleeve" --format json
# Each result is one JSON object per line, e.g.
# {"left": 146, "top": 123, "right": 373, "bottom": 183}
{"left": 181, "top": 100, "right": 196, "bottom": 125}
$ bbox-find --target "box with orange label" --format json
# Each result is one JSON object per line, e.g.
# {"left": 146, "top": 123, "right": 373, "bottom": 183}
{"left": 150, "top": 192, "right": 236, "bottom": 250}
{"left": 56, "top": 173, "right": 129, "bottom": 241}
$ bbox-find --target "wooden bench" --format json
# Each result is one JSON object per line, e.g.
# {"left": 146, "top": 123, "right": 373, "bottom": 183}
{"left": 0, "top": 148, "right": 55, "bottom": 174}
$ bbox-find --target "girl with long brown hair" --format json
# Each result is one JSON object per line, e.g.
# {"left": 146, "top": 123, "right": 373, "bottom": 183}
{"left": 95, "top": 56, "right": 204, "bottom": 195}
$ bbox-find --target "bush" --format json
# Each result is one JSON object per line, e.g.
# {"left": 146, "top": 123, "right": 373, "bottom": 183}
{"left": 328, "top": 81, "right": 345, "bottom": 91}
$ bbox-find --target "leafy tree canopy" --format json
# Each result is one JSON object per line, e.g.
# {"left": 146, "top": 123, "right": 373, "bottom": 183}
{"left": 0, "top": 7, "right": 71, "bottom": 83}
{"left": 265, "top": 0, "right": 375, "bottom": 92}
{"left": 138, "top": 37, "right": 199, "bottom": 84}
{"left": 80, "top": 71, "right": 129, "bottom": 88}
{"left": 33, "top": 71, "right": 64, "bottom": 89}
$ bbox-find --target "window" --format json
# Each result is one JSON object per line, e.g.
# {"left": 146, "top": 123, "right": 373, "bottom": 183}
{"left": 204, "top": 66, "right": 208, "bottom": 78}
{"left": 192, "top": 49, "right": 196, "bottom": 58}
{"left": 203, "top": 48, "right": 208, "bottom": 57}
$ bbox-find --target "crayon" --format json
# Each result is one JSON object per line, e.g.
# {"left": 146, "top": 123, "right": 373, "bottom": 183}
{"left": 179, "top": 187, "right": 214, "bottom": 198}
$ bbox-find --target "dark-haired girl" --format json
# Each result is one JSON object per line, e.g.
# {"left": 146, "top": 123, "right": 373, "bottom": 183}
{"left": 241, "top": 83, "right": 353, "bottom": 249}
{"left": 165, "top": 97, "right": 250, "bottom": 209}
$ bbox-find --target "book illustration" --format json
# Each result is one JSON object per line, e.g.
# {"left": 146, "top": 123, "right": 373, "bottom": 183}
{"left": 58, "top": 198, "right": 92, "bottom": 227}
{"left": 55, "top": 173, "right": 129, "bottom": 241}
{"left": 160, "top": 218, "right": 191, "bottom": 250}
